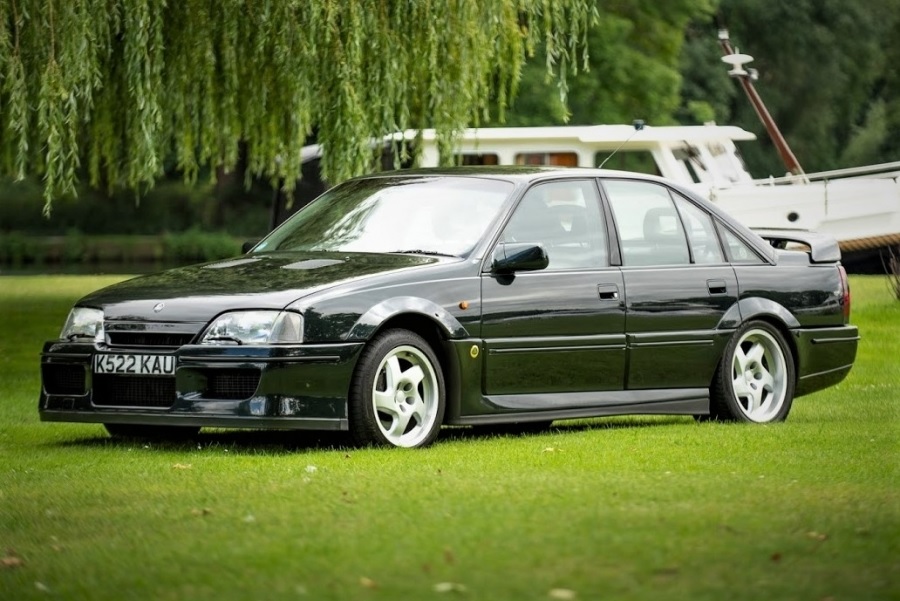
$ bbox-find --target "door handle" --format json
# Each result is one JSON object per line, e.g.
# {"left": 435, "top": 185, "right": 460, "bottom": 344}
{"left": 707, "top": 279, "right": 727, "bottom": 295}
{"left": 598, "top": 284, "right": 619, "bottom": 300}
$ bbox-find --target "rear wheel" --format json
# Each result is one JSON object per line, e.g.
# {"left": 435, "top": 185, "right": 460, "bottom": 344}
{"left": 710, "top": 321, "right": 795, "bottom": 423}
{"left": 348, "top": 329, "right": 446, "bottom": 448}
{"left": 104, "top": 424, "right": 200, "bottom": 441}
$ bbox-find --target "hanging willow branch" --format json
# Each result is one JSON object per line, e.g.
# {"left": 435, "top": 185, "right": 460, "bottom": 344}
{"left": 0, "top": 0, "right": 596, "bottom": 214}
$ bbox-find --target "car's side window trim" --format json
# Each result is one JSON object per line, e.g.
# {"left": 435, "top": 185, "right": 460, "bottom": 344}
{"left": 474, "top": 181, "right": 531, "bottom": 269}
{"left": 664, "top": 188, "right": 695, "bottom": 264}
{"left": 670, "top": 190, "right": 729, "bottom": 265}
{"left": 594, "top": 178, "right": 623, "bottom": 267}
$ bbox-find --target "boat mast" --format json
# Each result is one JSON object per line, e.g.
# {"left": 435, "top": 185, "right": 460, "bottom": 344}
{"left": 717, "top": 28, "right": 805, "bottom": 178}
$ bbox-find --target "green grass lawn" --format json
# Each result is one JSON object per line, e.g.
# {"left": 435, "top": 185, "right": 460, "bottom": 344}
{"left": 1, "top": 275, "right": 897, "bottom": 600}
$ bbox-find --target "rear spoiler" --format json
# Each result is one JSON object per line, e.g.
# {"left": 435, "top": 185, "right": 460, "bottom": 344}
{"left": 751, "top": 229, "right": 841, "bottom": 263}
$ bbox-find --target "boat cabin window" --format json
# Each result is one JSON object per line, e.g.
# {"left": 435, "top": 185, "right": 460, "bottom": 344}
{"left": 515, "top": 152, "right": 578, "bottom": 167}
{"left": 707, "top": 142, "right": 746, "bottom": 183}
{"left": 456, "top": 153, "right": 500, "bottom": 166}
{"left": 673, "top": 147, "right": 706, "bottom": 183}
{"left": 593, "top": 150, "right": 658, "bottom": 176}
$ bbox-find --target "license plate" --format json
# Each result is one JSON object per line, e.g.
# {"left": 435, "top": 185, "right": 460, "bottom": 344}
{"left": 93, "top": 354, "right": 175, "bottom": 376}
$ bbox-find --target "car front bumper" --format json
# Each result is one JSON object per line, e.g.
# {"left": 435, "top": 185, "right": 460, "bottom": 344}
{"left": 39, "top": 341, "right": 364, "bottom": 430}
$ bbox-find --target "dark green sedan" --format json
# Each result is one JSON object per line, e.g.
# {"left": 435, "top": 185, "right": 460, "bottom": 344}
{"left": 40, "top": 167, "right": 859, "bottom": 448}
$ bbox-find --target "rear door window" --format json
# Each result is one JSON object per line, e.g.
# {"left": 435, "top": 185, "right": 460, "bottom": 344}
{"left": 603, "top": 180, "right": 690, "bottom": 266}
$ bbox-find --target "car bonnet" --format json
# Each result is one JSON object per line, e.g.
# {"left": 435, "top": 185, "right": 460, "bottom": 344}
{"left": 77, "top": 252, "right": 441, "bottom": 323}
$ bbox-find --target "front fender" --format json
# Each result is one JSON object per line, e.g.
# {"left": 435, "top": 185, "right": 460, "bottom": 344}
{"left": 347, "top": 297, "right": 469, "bottom": 341}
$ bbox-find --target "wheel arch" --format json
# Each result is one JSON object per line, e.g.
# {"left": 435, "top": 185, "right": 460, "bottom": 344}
{"left": 347, "top": 296, "right": 468, "bottom": 341}
{"left": 348, "top": 300, "right": 466, "bottom": 426}
{"left": 722, "top": 297, "right": 801, "bottom": 380}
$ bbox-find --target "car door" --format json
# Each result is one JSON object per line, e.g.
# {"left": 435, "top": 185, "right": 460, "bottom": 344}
{"left": 601, "top": 179, "right": 738, "bottom": 390}
{"left": 480, "top": 179, "right": 626, "bottom": 400}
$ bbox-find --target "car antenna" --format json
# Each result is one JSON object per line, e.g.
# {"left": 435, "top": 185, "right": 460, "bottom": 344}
{"left": 598, "top": 119, "right": 645, "bottom": 170}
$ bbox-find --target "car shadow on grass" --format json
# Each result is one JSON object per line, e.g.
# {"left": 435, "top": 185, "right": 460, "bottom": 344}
{"left": 53, "top": 428, "right": 354, "bottom": 455}
{"left": 442, "top": 415, "right": 696, "bottom": 443}
{"left": 53, "top": 415, "right": 696, "bottom": 454}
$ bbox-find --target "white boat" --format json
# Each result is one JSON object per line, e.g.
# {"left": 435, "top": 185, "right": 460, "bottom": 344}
{"left": 397, "top": 123, "right": 900, "bottom": 265}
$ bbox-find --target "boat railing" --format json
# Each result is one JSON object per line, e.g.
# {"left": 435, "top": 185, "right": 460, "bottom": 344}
{"left": 749, "top": 161, "right": 900, "bottom": 187}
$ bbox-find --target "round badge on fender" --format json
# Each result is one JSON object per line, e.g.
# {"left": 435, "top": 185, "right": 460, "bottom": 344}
{"left": 153, "top": 302, "right": 165, "bottom": 313}
{"left": 469, "top": 345, "right": 479, "bottom": 359}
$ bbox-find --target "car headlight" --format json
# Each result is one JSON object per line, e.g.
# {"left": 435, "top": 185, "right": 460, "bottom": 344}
{"left": 200, "top": 310, "right": 303, "bottom": 345}
{"left": 60, "top": 307, "right": 105, "bottom": 343}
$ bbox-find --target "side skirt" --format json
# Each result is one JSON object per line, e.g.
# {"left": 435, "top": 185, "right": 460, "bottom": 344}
{"left": 450, "top": 389, "right": 709, "bottom": 426}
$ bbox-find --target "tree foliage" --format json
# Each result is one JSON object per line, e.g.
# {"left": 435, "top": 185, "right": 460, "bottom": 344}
{"left": 505, "top": 0, "right": 718, "bottom": 127}
{"left": 680, "top": 0, "right": 900, "bottom": 176}
{"left": 0, "top": 0, "right": 596, "bottom": 213}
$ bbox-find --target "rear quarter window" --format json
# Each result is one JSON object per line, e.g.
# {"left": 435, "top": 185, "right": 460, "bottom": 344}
{"left": 721, "top": 227, "right": 765, "bottom": 264}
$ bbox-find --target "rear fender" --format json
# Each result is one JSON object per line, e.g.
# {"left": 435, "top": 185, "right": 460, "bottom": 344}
{"left": 719, "top": 297, "right": 801, "bottom": 330}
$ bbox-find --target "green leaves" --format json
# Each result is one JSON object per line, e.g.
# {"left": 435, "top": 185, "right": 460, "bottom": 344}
{"left": 0, "top": 0, "right": 595, "bottom": 210}
{"left": 505, "top": 0, "right": 716, "bottom": 129}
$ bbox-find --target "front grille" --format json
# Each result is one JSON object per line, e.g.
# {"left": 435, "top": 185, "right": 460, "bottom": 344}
{"left": 205, "top": 369, "right": 261, "bottom": 400}
{"left": 42, "top": 364, "right": 86, "bottom": 395}
{"left": 107, "top": 332, "right": 195, "bottom": 348}
{"left": 93, "top": 375, "right": 176, "bottom": 408}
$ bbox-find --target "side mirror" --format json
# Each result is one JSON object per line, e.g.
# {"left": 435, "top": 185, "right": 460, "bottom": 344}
{"left": 491, "top": 242, "right": 549, "bottom": 273}
{"left": 241, "top": 239, "right": 261, "bottom": 254}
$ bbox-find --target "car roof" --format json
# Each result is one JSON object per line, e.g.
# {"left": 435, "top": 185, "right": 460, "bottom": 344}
{"left": 356, "top": 165, "right": 642, "bottom": 182}
{"left": 351, "top": 166, "right": 777, "bottom": 263}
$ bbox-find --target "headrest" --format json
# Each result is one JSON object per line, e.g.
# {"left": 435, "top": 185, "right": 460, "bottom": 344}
{"left": 643, "top": 206, "right": 681, "bottom": 240}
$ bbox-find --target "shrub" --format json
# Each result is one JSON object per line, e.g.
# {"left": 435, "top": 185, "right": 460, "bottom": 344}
{"left": 0, "top": 232, "right": 43, "bottom": 265}
{"left": 161, "top": 230, "right": 240, "bottom": 263}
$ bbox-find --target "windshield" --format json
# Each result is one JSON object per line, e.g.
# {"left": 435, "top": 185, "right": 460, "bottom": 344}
{"left": 255, "top": 176, "right": 513, "bottom": 256}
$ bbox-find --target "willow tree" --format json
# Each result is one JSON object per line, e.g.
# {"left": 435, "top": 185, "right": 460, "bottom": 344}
{"left": 507, "top": 0, "right": 719, "bottom": 127}
{"left": 0, "top": 0, "right": 595, "bottom": 213}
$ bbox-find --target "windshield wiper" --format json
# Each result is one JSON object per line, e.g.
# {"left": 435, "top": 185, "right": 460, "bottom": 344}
{"left": 390, "top": 249, "right": 458, "bottom": 258}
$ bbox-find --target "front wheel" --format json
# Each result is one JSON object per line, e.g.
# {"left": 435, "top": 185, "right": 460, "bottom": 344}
{"left": 709, "top": 321, "right": 795, "bottom": 423}
{"left": 348, "top": 329, "right": 446, "bottom": 448}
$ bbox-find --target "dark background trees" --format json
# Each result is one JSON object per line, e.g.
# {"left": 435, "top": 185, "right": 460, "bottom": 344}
{"left": 0, "top": 0, "right": 897, "bottom": 239}
{"left": 679, "top": 0, "right": 899, "bottom": 176}
{"left": 507, "top": 0, "right": 899, "bottom": 178}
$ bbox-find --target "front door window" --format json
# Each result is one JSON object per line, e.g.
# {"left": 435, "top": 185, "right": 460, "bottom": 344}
{"left": 501, "top": 180, "right": 608, "bottom": 270}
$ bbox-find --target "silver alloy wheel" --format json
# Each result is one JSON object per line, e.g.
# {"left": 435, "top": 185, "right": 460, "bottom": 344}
{"left": 730, "top": 328, "right": 788, "bottom": 422}
{"left": 371, "top": 344, "right": 441, "bottom": 448}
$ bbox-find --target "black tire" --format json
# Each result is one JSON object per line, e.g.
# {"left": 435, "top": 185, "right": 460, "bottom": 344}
{"left": 709, "top": 320, "right": 796, "bottom": 423}
{"left": 104, "top": 423, "right": 201, "bottom": 441}
{"left": 348, "top": 329, "right": 446, "bottom": 448}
